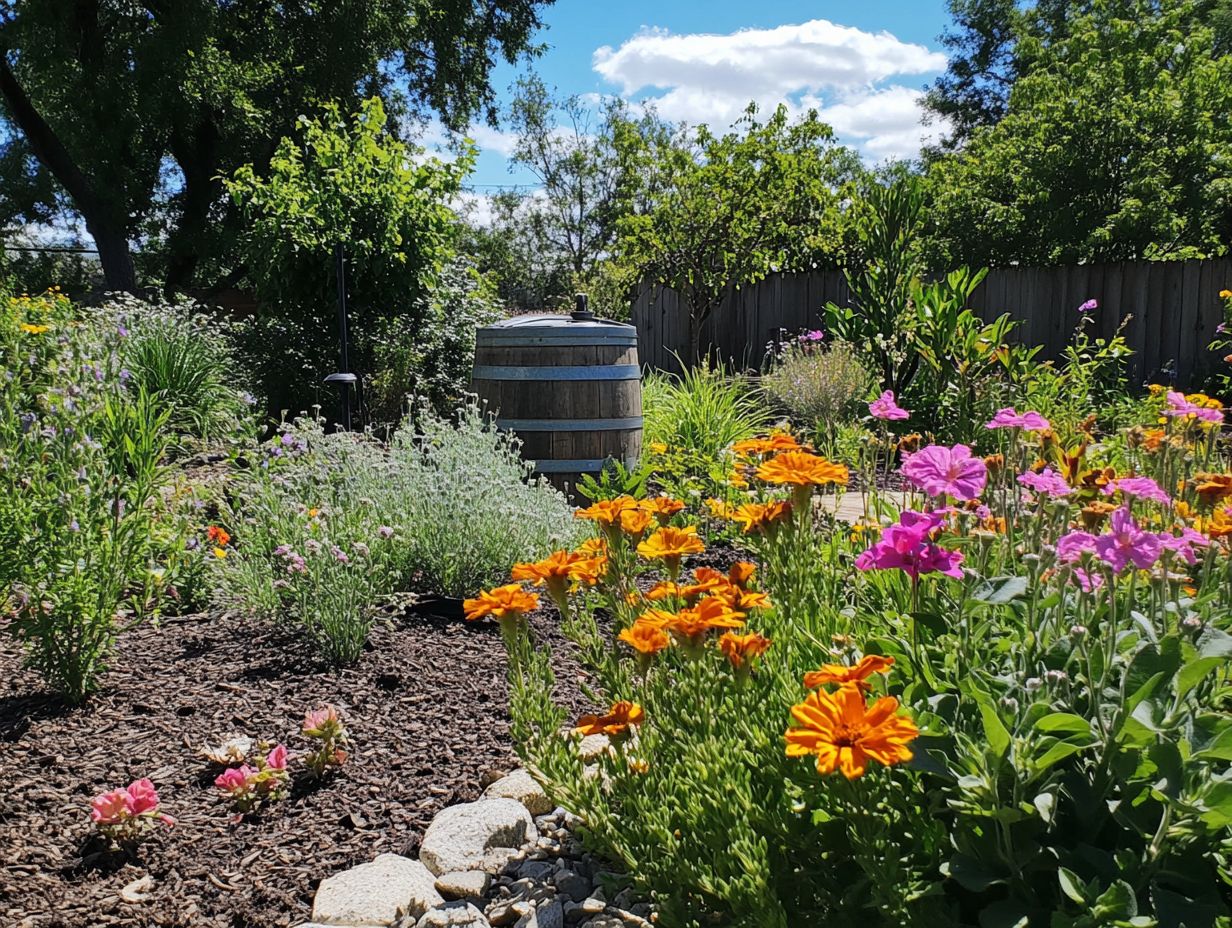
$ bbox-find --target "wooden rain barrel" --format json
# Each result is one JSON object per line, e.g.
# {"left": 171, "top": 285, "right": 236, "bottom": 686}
{"left": 471, "top": 299, "right": 642, "bottom": 494}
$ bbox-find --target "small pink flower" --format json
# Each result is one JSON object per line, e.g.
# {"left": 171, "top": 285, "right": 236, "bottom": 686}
{"left": 1157, "top": 527, "right": 1209, "bottom": 565}
{"left": 1078, "top": 299, "right": 1098, "bottom": 313}
{"left": 1073, "top": 568, "right": 1104, "bottom": 592}
{"left": 1094, "top": 507, "right": 1162, "bottom": 573}
{"left": 1056, "top": 530, "right": 1098, "bottom": 563}
{"left": 901, "top": 444, "right": 987, "bottom": 501}
{"left": 1017, "top": 468, "right": 1071, "bottom": 498}
{"left": 303, "top": 706, "right": 340, "bottom": 735}
{"left": 854, "top": 510, "right": 964, "bottom": 580}
{"left": 125, "top": 778, "right": 160, "bottom": 816}
{"left": 987, "top": 407, "right": 1051, "bottom": 432}
{"left": 215, "top": 766, "right": 255, "bottom": 794}
{"left": 265, "top": 744, "right": 289, "bottom": 771}
{"left": 90, "top": 789, "right": 130, "bottom": 826}
{"left": 1164, "top": 391, "right": 1224, "bottom": 424}
{"left": 868, "top": 390, "right": 909, "bottom": 421}
{"left": 1102, "top": 476, "right": 1170, "bottom": 505}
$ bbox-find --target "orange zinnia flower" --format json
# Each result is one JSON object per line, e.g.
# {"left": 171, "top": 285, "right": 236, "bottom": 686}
{"left": 574, "top": 700, "right": 644, "bottom": 740}
{"left": 728, "top": 562, "right": 756, "bottom": 587}
{"left": 574, "top": 496, "right": 637, "bottom": 526}
{"left": 619, "top": 621, "right": 672, "bottom": 658}
{"left": 619, "top": 508, "right": 654, "bottom": 539}
{"left": 756, "top": 451, "right": 849, "bottom": 488}
{"left": 575, "top": 537, "right": 607, "bottom": 558}
{"left": 639, "top": 496, "right": 685, "bottom": 521}
{"left": 463, "top": 584, "right": 540, "bottom": 623}
{"left": 785, "top": 686, "right": 918, "bottom": 779}
{"left": 732, "top": 433, "right": 804, "bottom": 457}
{"left": 730, "top": 501, "right": 793, "bottom": 536}
{"left": 719, "top": 631, "right": 772, "bottom": 672}
{"left": 636, "top": 526, "right": 704, "bottom": 575}
{"left": 512, "top": 550, "right": 582, "bottom": 604}
{"left": 206, "top": 525, "right": 230, "bottom": 547}
{"left": 803, "top": 655, "right": 895, "bottom": 693}
{"left": 568, "top": 556, "right": 608, "bottom": 586}
{"left": 665, "top": 598, "right": 745, "bottom": 651}
{"left": 635, "top": 608, "right": 678, "bottom": 628}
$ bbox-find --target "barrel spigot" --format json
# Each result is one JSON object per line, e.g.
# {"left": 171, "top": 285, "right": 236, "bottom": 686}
{"left": 571, "top": 293, "right": 595, "bottom": 321}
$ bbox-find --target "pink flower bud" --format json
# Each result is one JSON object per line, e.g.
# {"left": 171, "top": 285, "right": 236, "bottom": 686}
{"left": 125, "top": 778, "right": 160, "bottom": 816}
{"left": 90, "top": 788, "right": 130, "bottom": 826}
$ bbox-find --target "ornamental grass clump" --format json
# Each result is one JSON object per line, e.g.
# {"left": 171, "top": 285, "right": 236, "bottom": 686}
{"left": 489, "top": 392, "right": 1232, "bottom": 927}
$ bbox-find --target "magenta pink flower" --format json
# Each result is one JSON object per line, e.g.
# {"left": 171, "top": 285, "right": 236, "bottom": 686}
{"left": 901, "top": 444, "right": 987, "bottom": 501}
{"left": 1094, "top": 508, "right": 1163, "bottom": 573}
{"left": 90, "top": 789, "right": 130, "bottom": 826}
{"left": 987, "top": 407, "right": 1051, "bottom": 432}
{"left": 1078, "top": 298, "right": 1098, "bottom": 313}
{"left": 265, "top": 744, "right": 289, "bottom": 771}
{"left": 1073, "top": 568, "right": 1104, "bottom": 592}
{"left": 125, "top": 778, "right": 160, "bottom": 816}
{"left": 1017, "top": 468, "right": 1071, "bottom": 498}
{"left": 854, "top": 510, "right": 964, "bottom": 580}
{"left": 868, "top": 390, "right": 909, "bottom": 421}
{"left": 1157, "top": 527, "right": 1209, "bottom": 565}
{"left": 1102, "top": 476, "right": 1170, "bottom": 505}
{"left": 1165, "top": 391, "right": 1224, "bottom": 424}
{"left": 215, "top": 766, "right": 255, "bottom": 794}
{"left": 1055, "top": 530, "right": 1098, "bottom": 563}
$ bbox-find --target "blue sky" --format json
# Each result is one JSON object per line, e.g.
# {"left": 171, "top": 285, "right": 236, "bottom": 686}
{"left": 459, "top": 0, "right": 955, "bottom": 190}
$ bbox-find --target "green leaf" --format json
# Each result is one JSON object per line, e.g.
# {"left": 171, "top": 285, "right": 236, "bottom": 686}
{"left": 1092, "top": 880, "right": 1138, "bottom": 920}
{"left": 1193, "top": 723, "right": 1232, "bottom": 761}
{"left": 944, "top": 854, "right": 1005, "bottom": 892}
{"left": 1177, "top": 656, "right": 1225, "bottom": 700}
{"left": 1058, "top": 867, "right": 1087, "bottom": 905}
{"left": 1196, "top": 627, "right": 1232, "bottom": 659}
{"left": 1031, "top": 739, "right": 1091, "bottom": 774}
{"left": 977, "top": 695, "right": 1013, "bottom": 759}
{"left": 979, "top": 899, "right": 1030, "bottom": 928}
{"left": 971, "top": 576, "right": 1029, "bottom": 604}
{"left": 1035, "top": 713, "right": 1093, "bottom": 736}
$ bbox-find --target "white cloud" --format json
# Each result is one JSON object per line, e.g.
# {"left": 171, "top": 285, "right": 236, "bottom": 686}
{"left": 592, "top": 19, "right": 947, "bottom": 162}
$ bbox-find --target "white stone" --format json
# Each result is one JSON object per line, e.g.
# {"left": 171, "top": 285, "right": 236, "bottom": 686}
{"left": 417, "top": 901, "right": 491, "bottom": 927}
{"left": 421, "top": 799, "right": 540, "bottom": 876}
{"left": 312, "top": 853, "right": 443, "bottom": 926}
{"left": 484, "top": 768, "right": 553, "bottom": 816}
{"left": 514, "top": 900, "right": 564, "bottom": 928}
{"left": 576, "top": 735, "right": 610, "bottom": 761}
{"left": 435, "top": 870, "right": 492, "bottom": 901}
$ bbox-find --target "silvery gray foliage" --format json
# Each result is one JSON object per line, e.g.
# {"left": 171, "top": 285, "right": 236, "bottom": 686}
{"left": 761, "top": 338, "right": 870, "bottom": 433}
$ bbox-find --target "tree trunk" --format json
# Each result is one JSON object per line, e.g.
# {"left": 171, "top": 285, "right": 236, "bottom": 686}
{"left": 0, "top": 47, "right": 137, "bottom": 292}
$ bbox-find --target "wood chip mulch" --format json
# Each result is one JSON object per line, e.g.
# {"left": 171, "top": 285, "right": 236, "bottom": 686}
{"left": 0, "top": 607, "right": 589, "bottom": 928}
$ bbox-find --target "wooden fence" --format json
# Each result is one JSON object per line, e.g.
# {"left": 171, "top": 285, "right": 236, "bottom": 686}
{"left": 631, "top": 258, "right": 1232, "bottom": 387}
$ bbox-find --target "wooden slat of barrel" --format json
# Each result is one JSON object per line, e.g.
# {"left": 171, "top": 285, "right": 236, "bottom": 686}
{"left": 471, "top": 317, "right": 642, "bottom": 495}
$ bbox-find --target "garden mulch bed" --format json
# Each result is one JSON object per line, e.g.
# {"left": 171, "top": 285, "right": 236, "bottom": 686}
{"left": 0, "top": 606, "right": 590, "bottom": 928}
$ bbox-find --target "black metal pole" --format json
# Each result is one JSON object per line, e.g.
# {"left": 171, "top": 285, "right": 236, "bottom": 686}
{"left": 334, "top": 242, "right": 352, "bottom": 430}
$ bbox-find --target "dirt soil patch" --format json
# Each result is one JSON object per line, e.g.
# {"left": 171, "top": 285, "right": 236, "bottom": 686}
{"left": 0, "top": 607, "right": 589, "bottom": 928}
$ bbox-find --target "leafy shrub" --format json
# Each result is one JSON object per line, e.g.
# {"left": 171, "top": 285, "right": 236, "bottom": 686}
{"left": 497, "top": 406, "right": 1232, "bottom": 926}
{"left": 1, "top": 290, "right": 172, "bottom": 702}
{"left": 213, "top": 400, "right": 579, "bottom": 659}
{"left": 761, "top": 337, "right": 870, "bottom": 437}
{"left": 366, "top": 258, "right": 501, "bottom": 425}
{"left": 102, "top": 294, "right": 252, "bottom": 446}
{"left": 643, "top": 365, "right": 771, "bottom": 461}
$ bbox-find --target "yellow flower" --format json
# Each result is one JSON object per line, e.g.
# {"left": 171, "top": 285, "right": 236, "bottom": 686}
{"left": 639, "top": 495, "right": 685, "bottom": 521}
{"left": 18, "top": 323, "right": 50, "bottom": 334}
{"left": 756, "top": 451, "right": 849, "bottom": 490}
{"left": 785, "top": 686, "right": 918, "bottom": 779}
{"left": 730, "top": 501, "right": 793, "bottom": 536}
{"left": 636, "top": 526, "right": 704, "bottom": 574}
{"left": 619, "top": 621, "right": 672, "bottom": 658}
{"left": 618, "top": 508, "right": 654, "bottom": 539}
{"left": 574, "top": 496, "right": 638, "bottom": 527}
{"left": 648, "top": 441, "right": 669, "bottom": 455}
{"left": 212, "top": 547, "right": 228, "bottom": 559}
{"left": 1220, "top": 289, "right": 1232, "bottom": 299}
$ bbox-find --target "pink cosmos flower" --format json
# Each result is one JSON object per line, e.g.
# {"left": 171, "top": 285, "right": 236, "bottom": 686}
{"left": 868, "top": 390, "right": 909, "bottom": 421}
{"left": 1094, "top": 507, "right": 1163, "bottom": 573}
{"left": 1078, "top": 299, "right": 1098, "bottom": 313}
{"left": 854, "top": 510, "right": 964, "bottom": 580}
{"left": 1055, "top": 530, "right": 1098, "bottom": 563}
{"left": 901, "top": 444, "right": 987, "bottom": 501}
{"left": 90, "top": 789, "right": 130, "bottom": 826}
{"left": 265, "top": 744, "right": 289, "bottom": 771}
{"left": 1165, "top": 391, "right": 1224, "bottom": 425}
{"left": 1102, "top": 476, "right": 1170, "bottom": 505}
{"left": 987, "top": 407, "right": 1051, "bottom": 432}
{"left": 1017, "top": 468, "right": 1071, "bottom": 498}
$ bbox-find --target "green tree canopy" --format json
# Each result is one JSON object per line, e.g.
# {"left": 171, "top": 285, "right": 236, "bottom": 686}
{"left": 611, "top": 103, "right": 861, "bottom": 363}
{"left": 0, "top": 0, "right": 552, "bottom": 292}
{"left": 926, "top": 0, "right": 1232, "bottom": 266}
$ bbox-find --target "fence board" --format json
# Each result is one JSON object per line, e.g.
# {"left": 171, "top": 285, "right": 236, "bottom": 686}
{"left": 630, "top": 258, "right": 1232, "bottom": 388}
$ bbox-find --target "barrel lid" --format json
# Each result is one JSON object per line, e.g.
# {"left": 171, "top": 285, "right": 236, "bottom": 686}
{"left": 478, "top": 313, "right": 637, "bottom": 345}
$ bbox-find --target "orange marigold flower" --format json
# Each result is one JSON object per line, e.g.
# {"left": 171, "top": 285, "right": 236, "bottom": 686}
{"left": 463, "top": 584, "right": 540, "bottom": 622}
{"left": 574, "top": 497, "right": 638, "bottom": 526}
{"left": 636, "top": 608, "right": 678, "bottom": 628}
{"left": 785, "top": 686, "right": 919, "bottom": 779}
{"left": 705, "top": 498, "right": 735, "bottom": 519}
{"left": 756, "top": 451, "right": 849, "bottom": 487}
{"left": 639, "top": 496, "right": 686, "bottom": 520}
{"left": 1079, "top": 500, "right": 1117, "bottom": 530}
{"left": 730, "top": 589, "right": 771, "bottom": 610}
{"left": 574, "top": 700, "right": 644, "bottom": 739}
{"left": 575, "top": 537, "right": 607, "bottom": 558}
{"left": 1195, "top": 507, "right": 1232, "bottom": 540}
{"left": 511, "top": 550, "right": 583, "bottom": 602}
{"left": 730, "top": 501, "right": 793, "bottom": 536}
{"left": 1192, "top": 473, "right": 1232, "bottom": 505}
{"left": 206, "top": 525, "right": 231, "bottom": 546}
{"left": 619, "top": 508, "right": 654, "bottom": 538}
{"left": 619, "top": 621, "right": 672, "bottom": 657}
{"left": 665, "top": 598, "right": 745, "bottom": 649}
{"left": 719, "top": 631, "right": 772, "bottom": 671}
{"left": 803, "top": 655, "right": 895, "bottom": 693}
{"left": 728, "top": 562, "right": 756, "bottom": 587}
{"left": 636, "top": 526, "right": 705, "bottom": 573}
{"left": 568, "top": 556, "right": 608, "bottom": 586}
